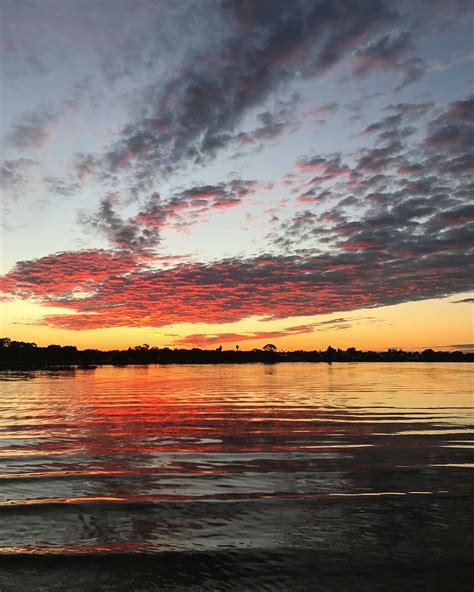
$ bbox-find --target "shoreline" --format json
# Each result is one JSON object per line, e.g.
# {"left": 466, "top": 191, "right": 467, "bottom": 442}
{"left": 2, "top": 338, "right": 472, "bottom": 369}
{"left": 1, "top": 358, "right": 473, "bottom": 371}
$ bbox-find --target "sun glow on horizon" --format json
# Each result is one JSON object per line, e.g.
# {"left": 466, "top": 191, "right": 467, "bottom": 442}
{"left": 1, "top": 293, "right": 472, "bottom": 352}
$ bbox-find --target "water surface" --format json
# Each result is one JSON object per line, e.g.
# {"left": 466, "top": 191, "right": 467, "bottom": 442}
{"left": 0, "top": 363, "right": 472, "bottom": 590}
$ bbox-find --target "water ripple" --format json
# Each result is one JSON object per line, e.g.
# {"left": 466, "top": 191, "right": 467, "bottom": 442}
{"left": 0, "top": 362, "right": 472, "bottom": 589}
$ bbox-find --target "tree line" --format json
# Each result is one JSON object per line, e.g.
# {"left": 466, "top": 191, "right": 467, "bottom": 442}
{"left": 0, "top": 338, "right": 472, "bottom": 369}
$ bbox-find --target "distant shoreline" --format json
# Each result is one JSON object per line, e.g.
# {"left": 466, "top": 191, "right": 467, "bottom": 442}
{"left": 1, "top": 338, "right": 472, "bottom": 370}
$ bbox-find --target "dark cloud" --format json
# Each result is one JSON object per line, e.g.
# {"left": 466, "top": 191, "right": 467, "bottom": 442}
{"left": 296, "top": 154, "right": 356, "bottom": 184}
{"left": 84, "top": 179, "right": 270, "bottom": 250}
{"left": 425, "top": 96, "right": 474, "bottom": 155}
{"left": 352, "top": 31, "right": 412, "bottom": 75}
{"left": 361, "top": 113, "right": 403, "bottom": 135}
{"left": 271, "top": 97, "right": 473, "bottom": 298}
{"left": 448, "top": 97, "right": 474, "bottom": 123}
{"left": 83, "top": 193, "right": 163, "bottom": 251}
{"left": 393, "top": 56, "right": 427, "bottom": 91}
{"left": 385, "top": 102, "right": 435, "bottom": 118}
{"left": 351, "top": 31, "right": 427, "bottom": 90}
{"left": 235, "top": 94, "right": 302, "bottom": 148}
{"left": 77, "top": 0, "right": 396, "bottom": 190}
{"left": 451, "top": 298, "right": 474, "bottom": 303}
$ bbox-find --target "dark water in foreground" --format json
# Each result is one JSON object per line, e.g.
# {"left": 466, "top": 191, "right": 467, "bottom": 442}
{"left": 0, "top": 363, "right": 472, "bottom": 591}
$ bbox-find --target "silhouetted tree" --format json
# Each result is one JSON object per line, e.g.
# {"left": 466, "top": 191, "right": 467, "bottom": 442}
{"left": 326, "top": 345, "right": 335, "bottom": 362}
{"left": 0, "top": 337, "right": 471, "bottom": 369}
{"left": 263, "top": 344, "right": 277, "bottom": 352}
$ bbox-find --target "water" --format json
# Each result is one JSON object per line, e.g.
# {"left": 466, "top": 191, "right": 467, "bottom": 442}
{"left": 0, "top": 363, "right": 472, "bottom": 590}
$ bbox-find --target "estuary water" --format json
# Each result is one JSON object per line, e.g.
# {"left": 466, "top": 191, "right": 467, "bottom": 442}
{"left": 0, "top": 362, "right": 472, "bottom": 591}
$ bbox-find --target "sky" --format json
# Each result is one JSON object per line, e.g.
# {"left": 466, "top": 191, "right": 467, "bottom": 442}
{"left": 1, "top": 0, "right": 473, "bottom": 351}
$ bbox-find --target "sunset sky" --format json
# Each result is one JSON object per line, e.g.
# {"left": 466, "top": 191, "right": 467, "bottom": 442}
{"left": 1, "top": 0, "right": 473, "bottom": 351}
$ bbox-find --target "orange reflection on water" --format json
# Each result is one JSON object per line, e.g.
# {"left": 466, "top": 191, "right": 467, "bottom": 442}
{"left": 0, "top": 362, "right": 472, "bottom": 557}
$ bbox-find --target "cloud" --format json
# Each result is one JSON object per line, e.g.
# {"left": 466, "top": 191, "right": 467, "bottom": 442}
{"left": 352, "top": 31, "right": 411, "bottom": 74}
{"left": 3, "top": 99, "right": 473, "bottom": 332}
{"left": 6, "top": 108, "right": 57, "bottom": 150}
{"left": 424, "top": 96, "right": 474, "bottom": 153}
{"left": 385, "top": 101, "right": 434, "bottom": 118}
{"left": 175, "top": 317, "right": 374, "bottom": 347}
{"left": 84, "top": 179, "right": 271, "bottom": 249}
{"left": 234, "top": 94, "right": 302, "bottom": 149}
{"left": 74, "top": 154, "right": 97, "bottom": 184}
{"left": 451, "top": 298, "right": 474, "bottom": 303}
{"left": 350, "top": 31, "right": 427, "bottom": 91}
{"left": 393, "top": 56, "right": 427, "bottom": 91}
{"left": 43, "top": 176, "right": 80, "bottom": 197}
{"left": 1, "top": 240, "right": 471, "bottom": 329}
{"left": 272, "top": 96, "right": 473, "bottom": 282}
{"left": 436, "top": 343, "right": 474, "bottom": 351}
{"left": 82, "top": 193, "right": 163, "bottom": 251}
{"left": 0, "top": 158, "right": 38, "bottom": 195}
{"left": 296, "top": 154, "right": 355, "bottom": 183}
{"left": 76, "top": 0, "right": 395, "bottom": 190}
{"left": 0, "top": 0, "right": 195, "bottom": 87}
{"left": 174, "top": 327, "right": 309, "bottom": 348}
{"left": 429, "top": 49, "right": 474, "bottom": 73}
{"left": 305, "top": 103, "right": 339, "bottom": 121}
{"left": 0, "top": 249, "right": 148, "bottom": 300}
